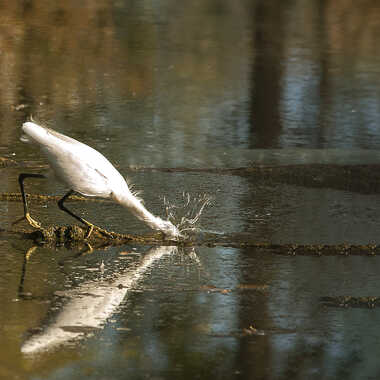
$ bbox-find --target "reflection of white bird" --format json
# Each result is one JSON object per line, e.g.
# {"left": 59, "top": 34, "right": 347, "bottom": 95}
{"left": 17, "top": 121, "right": 179, "bottom": 238}
{"left": 21, "top": 245, "right": 178, "bottom": 354}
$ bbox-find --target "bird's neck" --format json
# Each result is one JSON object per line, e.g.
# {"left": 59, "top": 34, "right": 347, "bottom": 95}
{"left": 113, "top": 191, "right": 164, "bottom": 231}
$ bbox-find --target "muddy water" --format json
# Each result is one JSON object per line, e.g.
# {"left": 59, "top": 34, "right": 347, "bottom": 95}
{"left": 2, "top": 1, "right": 380, "bottom": 380}
{"left": 2, "top": 158, "right": 380, "bottom": 380}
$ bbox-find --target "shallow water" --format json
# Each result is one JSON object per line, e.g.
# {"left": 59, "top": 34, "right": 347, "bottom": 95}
{"left": 2, "top": 1, "right": 380, "bottom": 379}
{"left": 3, "top": 238, "right": 380, "bottom": 379}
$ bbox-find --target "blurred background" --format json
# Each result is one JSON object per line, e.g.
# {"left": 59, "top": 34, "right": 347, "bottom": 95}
{"left": 1, "top": 0, "right": 380, "bottom": 157}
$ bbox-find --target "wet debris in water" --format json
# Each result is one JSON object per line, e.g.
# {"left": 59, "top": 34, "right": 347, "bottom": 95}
{"left": 200, "top": 233, "right": 380, "bottom": 255}
{"left": 11, "top": 103, "right": 29, "bottom": 111}
{"left": 237, "top": 284, "right": 269, "bottom": 291}
{"left": 0, "top": 156, "right": 18, "bottom": 167}
{"left": 60, "top": 325, "right": 101, "bottom": 333}
{"left": 320, "top": 296, "right": 380, "bottom": 308}
{"left": 242, "top": 325, "right": 265, "bottom": 336}
{"left": 116, "top": 327, "right": 131, "bottom": 332}
{"left": 200, "top": 284, "right": 268, "bottom": 294}
{"left": 200, "top": 285, "right": 232, "bottom": 294}
{"left": 209, "top": 325, "right": 266, "bottom": 338}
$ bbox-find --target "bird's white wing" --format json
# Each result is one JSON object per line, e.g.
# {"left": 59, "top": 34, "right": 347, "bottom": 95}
{"left": 43, "top": 138, "right": 127, "bottom": 198}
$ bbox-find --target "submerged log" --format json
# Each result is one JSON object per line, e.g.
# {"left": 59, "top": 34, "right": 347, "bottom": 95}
{"left": 320, "top": 296, "right": 380, "bottom": 308}
{"left": 0, "top": 192, "right": 107, "bottom": 204}
{"left": 3, "top": 224, "right": 380, "bottom": 256}
{"left": 199, "top": 233, "right": 380, "bottom": 255}
{"left": 18, "top": 224, "right": 176, "bottom": 248}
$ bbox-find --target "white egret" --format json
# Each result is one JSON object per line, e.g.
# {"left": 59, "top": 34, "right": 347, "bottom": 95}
{"left": 16, "top": 121, "right": 180, "bottom": 238}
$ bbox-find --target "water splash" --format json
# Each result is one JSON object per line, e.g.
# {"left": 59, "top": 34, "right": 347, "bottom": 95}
{"left": 162, "top": 192, "right": 213, "bottom": 236}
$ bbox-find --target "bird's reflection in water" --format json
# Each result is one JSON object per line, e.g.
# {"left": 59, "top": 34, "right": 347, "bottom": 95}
{"left": 21, "top": 245, "right": 189, "bottom": 355}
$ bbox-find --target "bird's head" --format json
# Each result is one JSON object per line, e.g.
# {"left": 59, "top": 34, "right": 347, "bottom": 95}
{"left": 158, "top": 219, "right": 181, "bottom": 239}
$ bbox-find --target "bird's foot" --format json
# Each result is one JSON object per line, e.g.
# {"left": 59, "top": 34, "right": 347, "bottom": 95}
{"left": 81, "top": 242, "right": 94, "bottom": 254}
{"left": 94, "top": 226, "right": 115, "bottom": 239}
{"left": 26, "top": 246, "right": 38, "bottom": 261}
{"left": 83, "top": 223, "right": 114, "bottom": 240}
{"left": 84, "top": 224, "right": 94, "bottom": 240}
{"left": 12, "top": 213, "right": 42, "bottom": 229}
{"left": 25, "top": 213, "right": 42, "bottom": 229}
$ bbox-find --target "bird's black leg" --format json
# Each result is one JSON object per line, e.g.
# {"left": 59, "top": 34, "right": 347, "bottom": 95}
{"left": 58, "top": 190, "right": 87, "bottom": 225}
{"left": 18, "top": 246, "right": 38, "bottom": 299}
{"left": 58, "top": 190, "right": 114, "bottom": 239}
{"left": 13, "top": 173, "right": 46, "bottom": 228}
